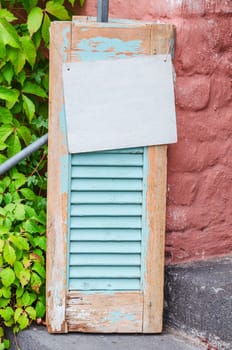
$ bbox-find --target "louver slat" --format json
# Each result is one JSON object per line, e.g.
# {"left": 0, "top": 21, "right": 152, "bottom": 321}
{"left": 68, "top": 148, "right": 145, "bottom": 291}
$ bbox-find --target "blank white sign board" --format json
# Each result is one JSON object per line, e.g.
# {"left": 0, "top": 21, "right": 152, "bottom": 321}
{"left": 62, "top": 55, "right": 177, "bottom": 153}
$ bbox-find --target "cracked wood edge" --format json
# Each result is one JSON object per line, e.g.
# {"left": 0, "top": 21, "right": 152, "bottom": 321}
{"left": 46, "top": 21, "right": 71, "bottom": 333}
{"left": 66, "top": 291, "right": 143, "bottom": 333}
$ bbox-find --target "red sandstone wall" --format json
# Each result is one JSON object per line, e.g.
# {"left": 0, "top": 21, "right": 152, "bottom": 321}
{"left": 79, "top": 0, "right": 232, "bottom": 264}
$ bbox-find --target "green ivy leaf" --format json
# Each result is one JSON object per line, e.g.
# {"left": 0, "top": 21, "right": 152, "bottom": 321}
{"left": 79, "top": 0, "right": 85, "bottom": 6}
{"left": 27, "top": 7, "right": 43, "bottom": 37}
{"left": 25, "top": 306, "right": 36, "bottom": 320}
{"left": 0, "top": 125, "right": 13, "bottom": 141}
{"left": 0, "top": 9, "right": 17, "bottom": 22}
{"left": 17, "top": 125, "right": 32, "bottom": 145}
{"left": 19, "top": 269, "right": 30, "bottom": 287}
{"left": 0, "top": 306, "right": 14, "bottom": 321}
{"left": 0, "top": 297, "right": 10, "bottom": 308}
{"left": 22, "top": 81, "right": 47, "bottom": 98}
{"left": 17, "top": 313, "right": 29, "bottom": 330}
{"left": 11, "top": 172, "right": 27, "bottom": 189}
{"left": 0, "top": 107, "right": 13, "bottom": 124}
{"left": 0, "top": 268, "right": 15, "bottom": 287}
{"left": 17, "top": 71, "right": 26, "bottom": 86}
{"left": 3, "top": 243, "right": 16, "bottom": 266}
{"left": 22, "top": 291, "right": 35, "bottom": 306}
{"left": 31, "top": 272, "right": 42, "bottom": 293}
{"left": 20, "top": 36, "right": 36, "bottom": 68}
{"left": 0, "top": 141, "right": 7, "bottom": 151}
{"left": 19, "top": 188, "right": 35, "bottom": 200}
{"left": 14, "top": 261, "right": 24, "bottom": 279}
{"left": 16, "top": 286, "right": 24, "bottom": 299}
{"left": 0, "top": 240, "right": 4, "bottom": 252}
{"left": 35, "top": 300, "right": 45, "bottom": 318}
{"left": 14, "top": 307, "right": 23, "bottom": 322}
{"left": 22, "top": 94, "right": 35, "bottom": 122}
{"left": 11, "top": 236, "right": 29, "bottom": 251}
{"left": 46, "top": 1, "right": 70, "bottom": 20}
{"left": 41, "top": 13, "right": 51, "bottom": 47}
{"left": 0, "top": 39, "right": 6, "bottom": 59}
{"left": 7, "top": 47, "right": 26, "bottom": 74}
{"left": 3, "top": 339, "right": 10, "bottom": 349}
{"left": 1, "top": 286, "right": 11, "bottom": 299}
{"left": 0, "top": 86, "right": 19, "bottom": 109}
{"left": 33, "top": 236, "right": 46, "bottom": 251}
{"left": 69, "top": 0, "right": 76, "bottom": 6}
{"left": 32, "top": 262, "right": 45, "bottom": 278}
{"left": 2, "top": 63, "right": 14, "bottom": 85}
{"left": 6, "top": 133, "right": 21, "bottom": 157}
{"left": 0, "top": 18, "right": 20, "bottom": 48}
{"left": 14, "top": 204, "right": 26, "bottom": 221}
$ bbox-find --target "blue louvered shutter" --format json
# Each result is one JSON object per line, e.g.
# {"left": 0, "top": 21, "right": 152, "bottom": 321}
{"left": 67, "top": 147, "right": 147, "bottom": 291}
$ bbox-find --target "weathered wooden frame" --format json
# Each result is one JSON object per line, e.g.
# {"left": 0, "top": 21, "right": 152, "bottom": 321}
{"left": 47, "top": 17, "right": 174, "bottom": 334}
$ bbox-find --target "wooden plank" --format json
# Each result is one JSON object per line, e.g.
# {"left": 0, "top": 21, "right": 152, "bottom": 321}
{"left": 70, "top": 241, "right": 141, "bottom": 253}
{"left": 69, "top": 253, "right": 141, "bottom": 266}
{"left": 71, "top": 178, "right": 143, "bottom": 191}
{"left": 69, "top": 266, "right": 141, "bottom": 278}
{"left": 69, "top": 278, "right": 140, "bottom": 291}
{"left": 142, "top": 23, "right": 174, "bottom": 333}
{"left": 71, "top": 165, "right": 143, "bottom": 179}
{"left": 69, "top": 228, "right": 141, "bottom": 241}
{"left": 46, "top": 21, "right": 71, "bottom": 333}
{"left": 66, "top": 292, "right": 143, "bottom": 332}
{"left": 70, "top": 204, "right": 142, "bottom": 216}
{"left": 71, "top": 153, "right": 144, "bottom": 166}
{"left": 142, "top": 145, "right": 167, "bottom": 333}
{"left": 70, "top": 216, "right": 142, "bottom": 229}
{"left": 71, "top": 191, "right": 143, "bottom": 204}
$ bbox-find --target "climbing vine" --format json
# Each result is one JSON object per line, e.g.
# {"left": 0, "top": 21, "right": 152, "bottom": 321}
{"left": 0, "top": 0, "right": 85, "bottom": 348}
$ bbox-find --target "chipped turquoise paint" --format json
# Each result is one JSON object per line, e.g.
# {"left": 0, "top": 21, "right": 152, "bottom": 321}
{"left": 62, "top": 26, "right": 70, "bottom": 61}
{"left": 60, "top": 104, "right": 71, "bottom": 287}
{"left": 141, "top": 147, "right": 149, "bottom": 289}
{"left": 103, "top": 311, "right": 135, "bottom": 323}
{"left": 76, "top": 37, "right": 142, "bottom": 61}
{"left": 59, "top": 105, "right": 69, "bottom": 194}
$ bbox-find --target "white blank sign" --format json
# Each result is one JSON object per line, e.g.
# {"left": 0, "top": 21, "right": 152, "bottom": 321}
{"left": 62, "top": 55, "right": 177, "bottom": 153}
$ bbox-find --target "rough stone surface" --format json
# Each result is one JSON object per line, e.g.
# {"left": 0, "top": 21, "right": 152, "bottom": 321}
{"left": 7, "top": 327, "right": 204, "bottom": 350}
{"left": 77, "top": 0, "right": 232, "bottom": 264}
{"left": 164, "top": 257, "right": 232, "bottom": 349}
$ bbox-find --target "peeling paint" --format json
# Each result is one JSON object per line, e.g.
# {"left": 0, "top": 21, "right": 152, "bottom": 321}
{"left": 103, "top": 311, "right": 136, "bottom": 323}
{"left": 76, "top": 37, "right": 143, "bottom": 61}
{"left": 49, "top": 290, "right": 66, "bottom": 332}
{"left": 62, "top": 26, "right": 70, "bottom": 61}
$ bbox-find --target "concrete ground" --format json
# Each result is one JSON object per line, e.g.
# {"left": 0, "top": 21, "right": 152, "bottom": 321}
{"left": 8, "top": 326, "right": 205, "bottom": 350}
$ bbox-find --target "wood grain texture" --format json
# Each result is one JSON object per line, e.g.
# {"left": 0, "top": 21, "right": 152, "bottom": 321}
{"left": 46, "top": 21, "right": 71, "bottom": 333}
{"left": 142, "top": 24, "right": 174, "bottom": 333}
{"left": 143, "top": 145, "right": 167, "bottom": 333}
{"left": 66, "top": 291, "right": 143, "bottom": 332}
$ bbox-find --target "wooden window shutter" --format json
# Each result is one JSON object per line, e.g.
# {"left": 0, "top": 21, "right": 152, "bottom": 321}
{"left": 47, "top": 17, "right": 174, "bottom": 333}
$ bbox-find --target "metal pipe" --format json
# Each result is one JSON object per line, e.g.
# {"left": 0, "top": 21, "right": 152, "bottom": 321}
{"left": 97, "top": 0, "right": 109, "bottom": 23}
{"left": 0, "top": 133, "right": 48, "bottom": 176}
